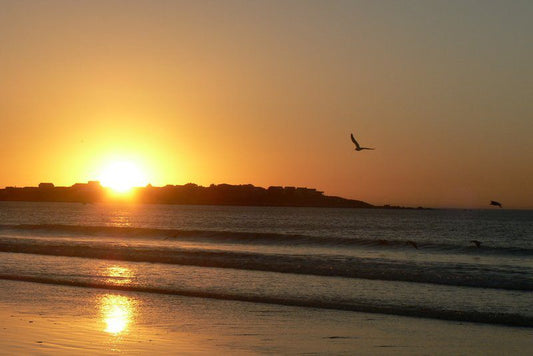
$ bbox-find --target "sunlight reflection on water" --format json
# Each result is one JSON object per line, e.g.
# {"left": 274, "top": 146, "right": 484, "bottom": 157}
{"left": 97, "top": 265, "right": 137, "bottom": 335}
{"left": 100, "top": 294, "right": 136, "bottom": 335}
{"left": 107, "top": 214, "right": 133, "bottom": 227}
{"left": 102, "top": 265, "right": 135, "bottom": 285}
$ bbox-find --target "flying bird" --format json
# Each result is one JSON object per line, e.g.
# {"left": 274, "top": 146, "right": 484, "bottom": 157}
{"left": 350, "top": 133, "right": 375, "bottom": 151}
{"left": 490, "top": 201, "right": 502, "bottom": 208}
{"left": 406, "top": 240, "right": 418, "bottom": 249}
{"left": 470, "top": 240, "right": 482, "bottom": 248}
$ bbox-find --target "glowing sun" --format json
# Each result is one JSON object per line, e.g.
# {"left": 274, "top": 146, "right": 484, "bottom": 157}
{"left": 98, "top": 160, "right": 148, "bottom": 193}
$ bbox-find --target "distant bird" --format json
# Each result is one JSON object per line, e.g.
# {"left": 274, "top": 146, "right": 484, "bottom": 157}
{"left": 406, "top": 240, "right": 418, "bottom": 249}
{"left": 470, "top": 240, "right": 482, "bottom": 248}
{"left": 350, "top": 133, "right": 375, "bottom": 151}
{"left": 490, "top": 201, "right": 502, "bottom": 208}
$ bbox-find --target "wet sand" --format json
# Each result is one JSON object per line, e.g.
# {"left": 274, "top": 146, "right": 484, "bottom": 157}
{"left": 0, "top": 279, "right": 531, "bottom": 355}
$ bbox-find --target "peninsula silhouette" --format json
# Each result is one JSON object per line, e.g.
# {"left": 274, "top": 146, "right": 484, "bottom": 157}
{"left": 0, "top": 181, "right": 380, "bottom": 208}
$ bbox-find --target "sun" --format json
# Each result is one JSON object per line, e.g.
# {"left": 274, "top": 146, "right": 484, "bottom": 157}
{"left": 97, "top": 160, "right": 148, "bottom": 193}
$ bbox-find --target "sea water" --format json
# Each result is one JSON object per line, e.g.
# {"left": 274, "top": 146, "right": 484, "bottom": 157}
{"left": 0, "top": 202, "right": 531, "bottom": 327}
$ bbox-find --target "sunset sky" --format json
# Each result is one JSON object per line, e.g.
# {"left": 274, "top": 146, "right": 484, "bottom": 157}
{"left": 1, "top": 0, "right": 532, "bottom": 209}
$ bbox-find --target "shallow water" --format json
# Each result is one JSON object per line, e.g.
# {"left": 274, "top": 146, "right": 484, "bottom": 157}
{"left": 0, "top": 202, "right": 531, "bottom": 326}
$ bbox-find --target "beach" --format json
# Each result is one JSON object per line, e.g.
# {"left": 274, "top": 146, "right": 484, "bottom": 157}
{"left": 3, "top": 0, "right": 533, "bottom": 352}
{"left": 0, "top": 202, "right": 532, "bottom": 354}
{"left": 2, "top": 279, "right": 532, "bottom": 355}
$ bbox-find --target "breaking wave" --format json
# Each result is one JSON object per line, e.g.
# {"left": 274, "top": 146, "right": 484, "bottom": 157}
{"left": 1, "top": 224, "right": 531, "bottom": 256}
{"left": 0, "top": 234, "right": 531, "bottom": 291}
{"left": 0, "top": 273, "right": 531, "bottom": 327}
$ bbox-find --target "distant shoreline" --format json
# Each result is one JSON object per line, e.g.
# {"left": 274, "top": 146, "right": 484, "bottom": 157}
{"left": 0, "top": 181, "right": 426, "bottom": 210}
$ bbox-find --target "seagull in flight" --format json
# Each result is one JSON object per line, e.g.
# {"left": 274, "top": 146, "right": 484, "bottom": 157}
{"left": 490, "top": 201, "right": 502, "bottom": 208}
{"left": 406, "top": 240, "right": 418, "bottom": 249}
{"left": 350, "top": 133, "right": 374, "bottom": 151}
{"left": 470, "top": 240, "right": 482, "bottom": 248}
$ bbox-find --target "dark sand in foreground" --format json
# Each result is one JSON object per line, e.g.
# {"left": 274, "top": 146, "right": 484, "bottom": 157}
{"left": 1, "top": 280, "right": 531, "bottom": 355}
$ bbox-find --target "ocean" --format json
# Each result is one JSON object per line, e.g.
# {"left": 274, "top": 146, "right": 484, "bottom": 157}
{"left": 0, "top": 201, "right": 531, "bottom": 328}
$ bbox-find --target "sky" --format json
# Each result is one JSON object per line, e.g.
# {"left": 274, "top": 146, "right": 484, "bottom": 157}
{"left": 1, "top": 0, "right": 532, "bottom": 209}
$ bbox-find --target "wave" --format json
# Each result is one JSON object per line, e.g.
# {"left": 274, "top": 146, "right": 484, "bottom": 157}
{"left": 1, "top": 224, "right": 531, "bottom": 256}
{"left": 0, "top": 273, "right": 531, "bottom": 327}
{"left": 0, "top": 236, "right": 531, "bottom": 291}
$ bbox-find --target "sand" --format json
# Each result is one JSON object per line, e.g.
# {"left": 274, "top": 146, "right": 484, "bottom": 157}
{"left": 0, "top": 279, "right": 531, "bottom": 355}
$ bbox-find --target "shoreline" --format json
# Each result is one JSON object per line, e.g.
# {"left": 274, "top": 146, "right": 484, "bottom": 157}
{"left": 1, "top": 279, "right": 531, "bottom": 355}
{"left": 1, "top": 274, "right": 531, "bottom": 328}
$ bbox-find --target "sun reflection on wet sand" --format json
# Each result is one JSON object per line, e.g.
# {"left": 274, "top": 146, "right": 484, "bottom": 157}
{"left": 100, "top": 294, "right": 136, "bottom": 335}
{"left": 97, "top": 265, "right": 138, "bottom": 336}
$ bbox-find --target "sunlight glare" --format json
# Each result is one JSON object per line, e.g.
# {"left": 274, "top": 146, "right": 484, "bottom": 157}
{"left": 103, "top": 265, "right": 134, "bottom": 285}
{"left": 100, "top": 294, "right": 135, "bottom": 335}
{"left": 98, "top": 160, "right": 148, "bottom": 193}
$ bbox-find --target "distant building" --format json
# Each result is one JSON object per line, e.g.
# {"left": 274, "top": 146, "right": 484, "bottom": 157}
{"left": 38, "top": 183, "right": 55, "bottom": 189}
{"left": 268, "top": 186, "right": 283, "bottom": 192}
{"left": 72, "top": 181, "right": 102, "bottom": 190}
{"left": 296, "top": 187, "right": 323, "bottom": 196}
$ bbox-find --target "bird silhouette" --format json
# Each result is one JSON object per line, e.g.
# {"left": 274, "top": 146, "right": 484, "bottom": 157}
{"left": 406, "top": 240, "right": 418, "bottom": 249}
{"left": 350, "top": 133, "right": 374, "bottom": 151}
{"left": 470, "top": 240, "right": 482, "bottom": 248}
{"left": 490, "top": 201, "right": 502, "bottom": 208}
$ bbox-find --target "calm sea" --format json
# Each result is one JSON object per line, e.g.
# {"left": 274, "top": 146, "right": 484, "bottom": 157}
{"left": 0, "top": 202, "right": 531, "bottom": 327}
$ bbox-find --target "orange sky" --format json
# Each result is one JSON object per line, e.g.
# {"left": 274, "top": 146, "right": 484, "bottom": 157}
{"left": 1, "top": 1, "right": 532, "bottom": 209}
